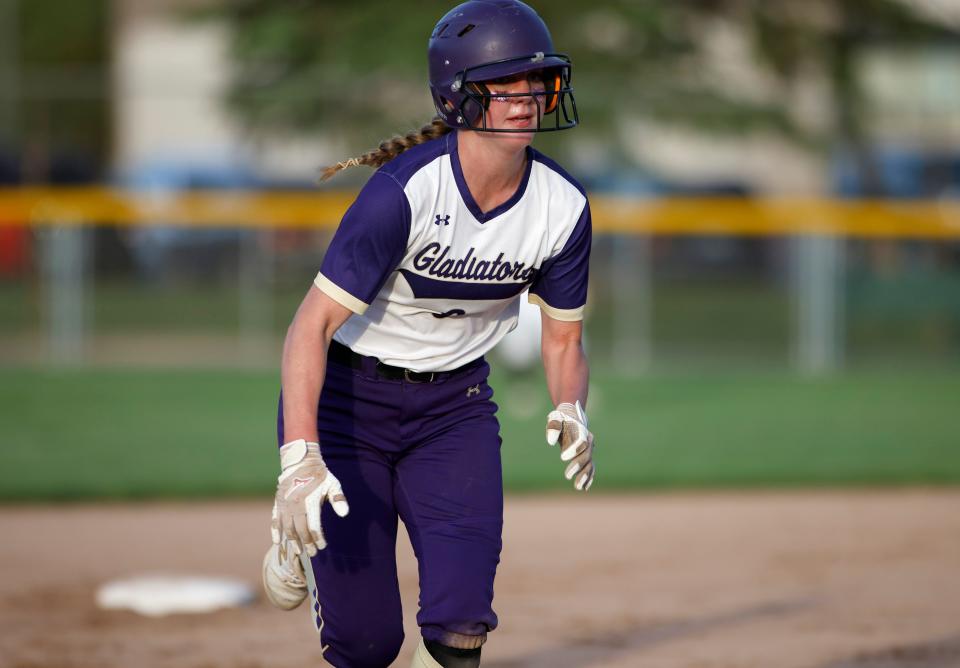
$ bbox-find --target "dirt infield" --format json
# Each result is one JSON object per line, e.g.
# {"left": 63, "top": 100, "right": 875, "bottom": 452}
{"left": 2, "top": 491, "right": 959, "bottom": 668}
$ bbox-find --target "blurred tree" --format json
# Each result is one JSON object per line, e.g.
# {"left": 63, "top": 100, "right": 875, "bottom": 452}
{"left": 0, "top": 0, "right": 110, "bottom": 180}
{"left": 189, "top": 1, "right": 452, "bottom": 148}
{"left": 729, "top": 0, "right": 960, "bottom": 192}
{"left": 196, "top": 0, "right": 958, "bottom": 180}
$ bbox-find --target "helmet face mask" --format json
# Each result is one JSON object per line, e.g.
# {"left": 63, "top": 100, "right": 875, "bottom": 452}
{"left": 428, "top": 1, "right": 580, "bottom": 133}
{"left": 454, "top": 55, "right": 578, "bottom": 132}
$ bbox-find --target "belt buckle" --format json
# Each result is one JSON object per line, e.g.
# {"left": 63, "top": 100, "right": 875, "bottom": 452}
{"left": 404, "top": 369, "right": 434, "bottom": 383}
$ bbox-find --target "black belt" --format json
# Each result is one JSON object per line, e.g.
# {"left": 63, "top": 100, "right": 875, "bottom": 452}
{"left": 328, "top": 340, "right": 481, "bottom": 383}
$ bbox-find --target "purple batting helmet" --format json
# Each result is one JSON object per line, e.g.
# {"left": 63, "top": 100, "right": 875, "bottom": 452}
{"left": 428, "top": 0, "right": 579, "bottom": 132}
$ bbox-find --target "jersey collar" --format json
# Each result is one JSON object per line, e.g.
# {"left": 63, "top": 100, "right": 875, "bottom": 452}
{"left": 447, "top": 132, "right": 534, "bottom": 224}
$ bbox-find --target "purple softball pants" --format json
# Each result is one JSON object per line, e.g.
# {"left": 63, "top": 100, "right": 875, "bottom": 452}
{"left": 277, "top": 355, "right": 503, "bottom": 668}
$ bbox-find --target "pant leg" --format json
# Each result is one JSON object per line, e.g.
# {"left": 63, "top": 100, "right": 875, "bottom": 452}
{"left": 279, "top": 363, "right": 406, "bottom": 668}
{"left": 394, "top": 364, "right": 504, "bottom": 649}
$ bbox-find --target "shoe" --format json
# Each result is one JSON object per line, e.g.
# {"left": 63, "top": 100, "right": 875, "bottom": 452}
{"left": 261, "top": 542, "right": 308, "bottom": 610}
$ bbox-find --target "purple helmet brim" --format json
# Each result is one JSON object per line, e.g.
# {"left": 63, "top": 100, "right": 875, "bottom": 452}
{"left": 460, "top": 54, "right": 571, "bottom": 84}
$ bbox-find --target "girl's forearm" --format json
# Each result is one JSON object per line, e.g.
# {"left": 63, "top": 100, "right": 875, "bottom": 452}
{"left": 542, "top": 338, "right": 589, "bottom": 408}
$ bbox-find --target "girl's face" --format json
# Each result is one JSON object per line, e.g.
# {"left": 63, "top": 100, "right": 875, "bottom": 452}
{"left": 479, "top": 72, "right": 547, "bottom": 142}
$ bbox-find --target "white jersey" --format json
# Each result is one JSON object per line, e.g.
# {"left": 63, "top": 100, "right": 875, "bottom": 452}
{"left": 316, "top": 132, "right": 591, "bottom": 372}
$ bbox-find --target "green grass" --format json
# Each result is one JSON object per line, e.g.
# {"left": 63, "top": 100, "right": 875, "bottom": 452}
{"left": 1, "top": 366, "right": 959, "bottom": 500}
{"left": 499, "top": 368, "right": 960, "bottom": 489}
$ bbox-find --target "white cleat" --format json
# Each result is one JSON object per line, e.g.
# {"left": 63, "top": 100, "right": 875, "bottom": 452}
{"left": 261, "top": 542, "right": 308, "bottom": 610}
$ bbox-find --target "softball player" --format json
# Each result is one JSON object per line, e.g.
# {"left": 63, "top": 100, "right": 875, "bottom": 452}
{"left": 262, "top": 2, "right": 595, "bottom": 666}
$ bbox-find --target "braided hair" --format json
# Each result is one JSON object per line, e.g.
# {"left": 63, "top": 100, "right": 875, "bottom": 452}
{"left": 320, "top": 118, "right": 453, "bottom": 181}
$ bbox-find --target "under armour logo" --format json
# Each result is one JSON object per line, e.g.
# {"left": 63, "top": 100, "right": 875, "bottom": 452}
{"left": 466, "top": 384, "right": 480, "bottom": 397}
{"left": 434, "top": 214, "right": 450, "bottom": 226}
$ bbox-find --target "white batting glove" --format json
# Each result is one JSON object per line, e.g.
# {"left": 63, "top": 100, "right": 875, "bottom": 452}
{"left": 546, "top": 401, "right": 595, "bottom": 491}
{"left": 271, "top": 439, "right": 349, "bottom": 557}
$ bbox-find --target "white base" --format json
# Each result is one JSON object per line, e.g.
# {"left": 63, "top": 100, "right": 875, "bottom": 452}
{"left": 96, "top": 575, "right": 254, "bottom": 616}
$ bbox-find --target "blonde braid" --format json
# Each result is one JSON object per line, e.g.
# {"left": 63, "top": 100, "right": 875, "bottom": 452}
{"left": 319, "top": 117, "right": 453, "bottom": 182}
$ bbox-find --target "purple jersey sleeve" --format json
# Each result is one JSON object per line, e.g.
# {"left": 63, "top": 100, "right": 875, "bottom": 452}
{"left": 317, "top": 172, "right": 411, "bottom": 312}
{"left": 529, "top": 201, "right": 592, "bottom": 319}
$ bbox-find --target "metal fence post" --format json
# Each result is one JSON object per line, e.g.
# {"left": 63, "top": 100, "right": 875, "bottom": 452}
{"left": 791, "top": 234, "right": 844, "bottom": 374}
{"left": 610, "top": 233, "right": 652, "bottom": 374}
{"left": 239, "top": 228, "right": 274, "bottom": 364}
{"left": 40, "top": 224, "right": 89, "bottom": 364}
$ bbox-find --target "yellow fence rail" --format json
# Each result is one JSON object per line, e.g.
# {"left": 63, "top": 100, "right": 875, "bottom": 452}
{"left": 0, "top": 188, "right": 958, "bottom": 238}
